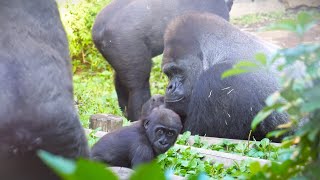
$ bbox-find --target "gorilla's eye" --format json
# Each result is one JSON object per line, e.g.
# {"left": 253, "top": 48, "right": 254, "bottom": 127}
{"left": 167, "top": 131, "right": 174, "bottom": 136}
{"left": 157, "top": 129, "right": 164, "bottom": 135}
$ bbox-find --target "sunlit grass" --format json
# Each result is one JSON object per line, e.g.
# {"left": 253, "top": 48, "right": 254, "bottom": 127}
{"left": 73, "top": 55, "right": 168, "bottom": 127}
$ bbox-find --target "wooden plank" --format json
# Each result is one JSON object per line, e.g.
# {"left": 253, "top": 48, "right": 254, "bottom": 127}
{"left": 175, "top": 145, "right": 271, "bottom": 168}
{"left": 186, "top": 135, "right": 281, "bottom": 147}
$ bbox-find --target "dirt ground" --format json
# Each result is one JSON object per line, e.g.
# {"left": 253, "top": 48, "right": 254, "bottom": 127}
{"left": 251, "top": 25, "right": 320, "bottom": 48}
{"left": 231, "top": 0, "right": 320, "bottom": 48}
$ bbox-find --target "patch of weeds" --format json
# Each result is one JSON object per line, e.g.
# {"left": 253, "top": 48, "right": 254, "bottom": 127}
{"left": 176, "top": 132, "right": 282, "bottom": 161}
{"left": 74, "top": 56, "right": 167, "bottom": 126}
{"left": 232, "top": 11, "right": 288, "bottom": 28}
{"left": 158, "top": 146, "right": 251, "bottom": 179}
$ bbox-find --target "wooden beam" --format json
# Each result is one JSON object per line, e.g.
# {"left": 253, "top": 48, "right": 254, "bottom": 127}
{"left": 175, "top": 144, "right": 271, "bottom": 168}
{"left": 186, "top": 135, "right": 281, "bottom": 147}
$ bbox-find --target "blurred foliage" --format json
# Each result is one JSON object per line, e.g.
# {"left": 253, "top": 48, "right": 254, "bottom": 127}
{"left": 157, "top": 146, "right": 251, "bottom": 179}
{"left": 39, "top": 150, "right": 165, "bottom": 180}
{"left": 231, "top": 10, "right": 320, "bottom": 29}
{"left": 59, "top": 0, "right": 111, "bottom": 72}
{"left": 73, "top": 70, "right": 124, "bottom": 126}
{"left": 73, "top": 56, "right": 167, "bottom": 126}
{"left": 224, "top": 12, "right": 320, "bottom": 179}
{"left": 150, "top": 55, "right": 169, "bottom": 95}
{"left": 87, "top": 127, "right": 102, "bottom": 147}
{"left": 176, "top": 132, "right": 282, "bottom": 161}
{"left": 231, "top": 11, "right": 287, "bottom": 27}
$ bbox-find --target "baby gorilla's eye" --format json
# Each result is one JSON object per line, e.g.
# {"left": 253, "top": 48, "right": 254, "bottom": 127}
{"left": 157, "top": 129, "right": 164, "bottom": 135}
{"left": 167, "top": 131, "right": 174, "bottom": 136}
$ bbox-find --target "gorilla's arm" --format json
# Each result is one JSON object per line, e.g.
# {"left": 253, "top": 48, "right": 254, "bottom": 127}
{"left": 184, "top": 63, "right": 287, "bottom": 141}
{"left": 131, "top": 144, "right": 155, "bottom": 167}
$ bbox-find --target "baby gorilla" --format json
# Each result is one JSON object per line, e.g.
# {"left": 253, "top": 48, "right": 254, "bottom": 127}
{"left": 140, "top": 94, "right": 165, "bottom": 118}
{"left": 91, "top": 107, "right": 182, "bottom": 168}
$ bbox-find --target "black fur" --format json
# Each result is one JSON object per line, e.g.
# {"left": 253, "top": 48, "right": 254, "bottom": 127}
{"left": 92, "top": 0, "right": 232, "bottom": 121}
{"left": 91, "top": 107, "right": 182, "bottom": 168}
{"left": 0, "top": 0, "right": 89, "bottom": 179}
{"left": 162, "top": 13, "right": 288, "bottom": 142}
{"left": 141, "top": 94, "right": 165, "bottom": 118}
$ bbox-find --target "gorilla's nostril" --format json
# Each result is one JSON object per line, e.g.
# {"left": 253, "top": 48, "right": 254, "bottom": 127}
{"left": 159, "top": 140, "right": 167, "bottom": 145}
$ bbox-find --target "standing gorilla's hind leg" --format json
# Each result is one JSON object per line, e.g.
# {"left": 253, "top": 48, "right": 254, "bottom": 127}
{"left": 115, "top": 73, "right": 129, "bottom": 115}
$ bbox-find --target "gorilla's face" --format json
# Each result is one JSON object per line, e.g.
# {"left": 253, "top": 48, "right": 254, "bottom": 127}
{"left": 144, "top": 107, "right": 182, "bottom": 155}
{"left": 162, "top": 43, "right": 203, "bottom": 117}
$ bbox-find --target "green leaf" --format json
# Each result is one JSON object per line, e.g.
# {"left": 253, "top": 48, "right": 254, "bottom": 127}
{"left": 301, "top": 101, "right": 320, "bottom": 113}
{"left": 251, "top": 108, "right": 273, "bottom": 130}
{"left": 177, "top": 131, "right": 191, "bottom": 145}
{"left": 38, "top": 150, "right": 76, "bottom": 178}
{"left": 296, "top": 12, "right": 317, "bottom": 36}
{"left": 266, "top": 19, "right": 296, "bottom": 32}
{"left": 255, "top": 53, "right": 267, "bottom": 66}
{"left": 189, "top": 159, "right": 198, "bottom": 168}
{"left": 38, "top": 150, "right": 118, "bottom": 180}
{"left": 307, "top": 128, "right": 320, "bottom": 142}
{"left": 297, "top": 12, "right": 313, "bottom": 26}
{"left": 181, "top": 160, "right": 190, "bottom": 167}
{"left": 280, "top": 81, "right": 301, "bottom": 101}
{"left": 130, "top": 161, "right": 165, "bottom": 180}
{"left": 234, "top": 61, "right": 259, "bottom": 68}
{"left": 157, "top": 154, "right": 167, "bottom": 162}
{"left": 74, "top": 159, "right": 118, "bottom": 180}
{"left": 249, "top": 161, "right": 261, "bottom": 174}
{"left": 194, "top": 135, "right": 201, "bottom": 144}
{"left": 266, "top": 129, "right": 289, "bottom": 138}
{"left": 260, "top": 138, "right": 270, "bottom": 148}
{"left": 302, "top": 85, "right": 320, "bottom": 112}
{"left": 222, "top": 68, "right": 250, "bottom": 79}
{"left": 189, "top": 173, "right": 210, "bottom": 180}
{"left": 222, "top": 61, "right": 259, "bottom": 79}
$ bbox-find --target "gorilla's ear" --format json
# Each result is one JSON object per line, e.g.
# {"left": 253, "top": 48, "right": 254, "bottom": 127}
{"left": 143, "top": 118, "right": 150, "bottom": 129}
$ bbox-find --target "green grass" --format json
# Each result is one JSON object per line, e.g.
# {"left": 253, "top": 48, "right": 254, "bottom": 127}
{"left": 73, "top": 55, "right": 168, "bottom": 127}
{"left": 157, "top": 131, "right": 285, "bottom": 178}
{"left": 149, "top": 55, "right": 168, "bottom": 95}
{"left": 231, "top": 10, "right": 320, "bottom": 28}
{"left": 231, "top": 11, "right": 287, "bottom": 27}
{"left": 158, "top": 146, "right": 252, "bottom": 179}
{"left": 177, "top": 132, "right": 281, "bottom": 161}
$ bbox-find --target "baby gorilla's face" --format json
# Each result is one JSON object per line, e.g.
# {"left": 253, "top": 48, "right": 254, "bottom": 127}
{"left": 144, "top": 107, "right": 182, "bottom": 155}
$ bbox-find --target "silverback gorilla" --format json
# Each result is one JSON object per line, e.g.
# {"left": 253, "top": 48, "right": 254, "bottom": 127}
{"left": 162, "top": 13, "right": 288, "bottom": 141}
{"left": 0, "top": 0, "right": 89, "bottom": 179}
{"left": 91, "top": 107, "right": 182, "bottom": 168}
{"left": 92, "top": 0, "right": 233, "bottom": 121}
